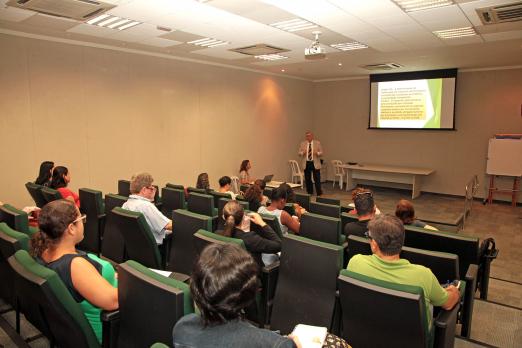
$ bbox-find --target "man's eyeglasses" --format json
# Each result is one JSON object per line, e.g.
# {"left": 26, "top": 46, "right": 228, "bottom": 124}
{"left": 72, "top": 214, "right": 87, "bottom": 224}
{"left": 146, "top": 186, "right": 157, "bottom": 191}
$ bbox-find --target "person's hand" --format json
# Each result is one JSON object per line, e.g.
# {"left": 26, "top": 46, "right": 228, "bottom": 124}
{"left": 288, "top": 334, "right": 302, "bottom": 348}
{"left": 249, "top": 213, "right": 266, "bottom": 227}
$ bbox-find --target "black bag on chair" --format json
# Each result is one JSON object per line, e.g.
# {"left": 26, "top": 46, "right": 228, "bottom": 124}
{"left": 476, "top": 237, "right": 498, "bottom": 299}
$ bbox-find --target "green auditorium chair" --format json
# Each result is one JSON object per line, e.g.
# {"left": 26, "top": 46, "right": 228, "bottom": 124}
{"left": 117, "top": 179, "right": 131, "bottom": 197}
{"left": 338, "top": 270, "right": 459, "bottom": 348}
{"left": 316, "top": 197, "right": 341, "bottom": 206}
{"left": 161, "top": 187, "right": 186, "bottom": 217}
{"left": 25, "top": 182, "right": 47, "bottom": 208}
{"left": 256, "top": 213, "right": 285, "bottom": 238}
{"left": 166, "top": 183, "right": 185, "bottom": 191}
{"left": 294, "top": 192, "right": 311, "bottom": 211}
{"left": 101, "top": 193, "right": 128, "bottom": 264}
{"left": 300, "top": 212, "right": 345, "bottom": 245}
{"left": 309, "top": 201, "right": 341, "bottom": 218}
{"left": 347, "top": 235, "right": 476, "bottom": 338}
{"left": 8, "top": 250, "right": 116, "bottom": 348}
{"left": 117, "top": 260, "right": 194, "bottom": 347}
{"left": 41, "top": 187, "right": 62, "bottom": 203}
{"left": 340, "top": 212, "right": 359, "bottom": 232}
{"left": 270, "top": 235, "right": 344, "bottom": 334}
{"left": 187, "top": 192, "right": 218, "bottom": 230}
{"left": 186, "top": 186, "right": 206, "bottom": 194}
{"left": 79, "top": 188, "right": 105, "bottom": 255}
{"left": 0, "top": 204, "right": 38, "bottom": 237}
{"left": 167, "top": 209, "right": 211, "bottom": 277}
{"left": 209, "top": 190, "right": 232, "bottom": 209}
{"left": 0, "top": 223, "right": 29, "bottom": 312}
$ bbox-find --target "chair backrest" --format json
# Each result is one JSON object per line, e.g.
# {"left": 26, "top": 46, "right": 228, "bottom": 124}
{"left": 316, "top": 197, "right": 341, "bottom": 206}
{"left": 300, "top": 212, "right": 342, "bottom": 245}
{"left": 230, "top": 176, "right": 240, "bottom": 194}
{"left": 41, "top": 187, "right": 62, "bottom": 203}
{"left": 117, "top": 260, "right": 193, "bottom": 347}
{"left": 0, "top": 223, "right": 29, "bottom": 305}
{"left": 403, "top": 225, "right": 479, "bottom": 280}
{"left": 8, "top": 250, "right": 100, "bottom": 348}
{"left": 118, "top": 179, "right": 131, "bottom": 197}
{"left": 263, "top": 187, "right": 273, "bottom": 198}
{"left": 271, "top": 234, "right": 344, "bottom": 334}
{"left": 341, "top": 212, "right": 359, "bottom": 231}
{"left": 187, "top": 192, "right": 216, "bottom": 217}
{"left": 288, "top": 160, "right": 301, "bottom": 175}
{"left": 347, "top": 235, "right": 460, "bottom": 282}
{"left": 193, "top": 229, "right": 246, "bottom": 256}
{"left": 111, "top": 207, "right": 162, "bottom": 269}
{"left": 331, "top": 160, "right": 344, "bottom": 175}
{"left": 254, "top": 212, "right": 284, "bottom": 239}
{"left": 25, "top": 182, "right": 47, "bottom": 208}
{"left": 161, "top": 187, "right": 186, "bottom": 217}
{"left": 187, "top": 187, "right": 206, "bottom": 194}
{"left": 101, "top": 194, "right": 128, "bottom": 264}
{"left": 338, "top": 269, "right": 429, "bottom": 348}
{"left": 209, "top": 191, "right": 232, "bottom": 209}
{"left": 217, "top": 198, "right": 248, "bottom": 231}
{"left": 167, "top": 209, "right": 212, "bottom": 275}
{"left": 294, "top": 192, "right": 311, "bottom": 211}
{"left": 78, "top": 188, "right": 104, "bottom": 254}
{"left": 0, "top": 204, "right": 32, "bottom": 236}
{"left": 309, "top": 201, "right": 341, "bottom": 218}
{"left": 239, "top": 184, "right": 250, "bottom": 193}
{"left": 166, "top": 183, "right": 185, "bottom": 191}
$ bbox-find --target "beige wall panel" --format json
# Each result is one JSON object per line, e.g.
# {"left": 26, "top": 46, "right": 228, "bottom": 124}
{"left": 313, "top": 69, "right": 522, "bottom": 201}
{"left": 0, "top": 34, "right": 314, "bottom": 207}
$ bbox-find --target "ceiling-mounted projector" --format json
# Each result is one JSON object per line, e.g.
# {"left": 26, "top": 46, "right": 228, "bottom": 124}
{"left": 305, "top": 31, "right": 326, "bottom": 60}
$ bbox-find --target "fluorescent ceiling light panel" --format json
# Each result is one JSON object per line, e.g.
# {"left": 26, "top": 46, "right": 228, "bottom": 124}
{"left": 433, "top": 26, "right": 476, "bottom": 39}
{"left": 270, "top": 18, "right": 318, "bottom": 32}
{"left": 331, "top": 42, "right": 368, "bottom": 51}
{"left": 393, "top": 0, "right": 454, "bottom": 12}
{"left": 255, "top": 54, "right": 288, "bottom": 61}
{"left": 188, "top": 38, "right": 229, "bottom": 47}
{"left": 86, "top": 14, "right": 141, "bottom": 31}
{"left": 86, "top": 14, "right": 110, "bottom": 25}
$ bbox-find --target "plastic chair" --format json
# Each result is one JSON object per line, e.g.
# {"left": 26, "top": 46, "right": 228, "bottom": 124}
{"left": 288, "top": 160, "right": 304, "bottom": 188}
{"left": 331, "top": 160, "right": 345, "bottom": 189}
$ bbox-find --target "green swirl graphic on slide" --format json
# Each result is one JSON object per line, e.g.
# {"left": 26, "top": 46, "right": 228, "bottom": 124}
{"left": 424, "top": 78, "right": 442, "bottom": 128}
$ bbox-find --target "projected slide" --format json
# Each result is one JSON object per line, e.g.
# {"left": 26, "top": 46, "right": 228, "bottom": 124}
{"left": 378, "top": 79, "right": 441, "bottom": 129}
{"left": 369, "top": 69, "right": 457, "bottom": 130}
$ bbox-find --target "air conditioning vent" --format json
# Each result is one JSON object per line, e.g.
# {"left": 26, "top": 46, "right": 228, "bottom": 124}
{"left": 476, "top": 2, "right": 522, "bottom": 25}
{"left": 361, "top": 63, "right": 403, "bottom": 71}
{"left": 231, "top": 44, "right": 289, "bottom": 56}
{"left": 6, "top": 0, "right": 115, "bottom": 20}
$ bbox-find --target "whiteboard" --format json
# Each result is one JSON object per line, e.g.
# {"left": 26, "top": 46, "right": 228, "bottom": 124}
{"left": 486, "top": 139, "right": 522, "bottom": 176}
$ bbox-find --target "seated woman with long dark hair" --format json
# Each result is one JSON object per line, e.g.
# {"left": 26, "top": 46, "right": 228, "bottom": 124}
{"left": 219, "top": 200, "right": 281, "bottom": 268}
{"left": 30, "top": 200, "right": 118, "bottom": 343}
{"left": 50, "top": 166, "right": 80, "bottom": 208}
{"left": 35, "top": 161, "right": 54, "bottom": 187}
{"left": 239, "top": 159, "right": 252, "bottom": 184}
{"left": 172, "top": 243, "right": 299, "bottom": 348}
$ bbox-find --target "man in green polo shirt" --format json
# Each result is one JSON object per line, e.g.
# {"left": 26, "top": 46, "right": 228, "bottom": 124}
{"left": 347, "top": 214, "right": 460, "bottom": 316}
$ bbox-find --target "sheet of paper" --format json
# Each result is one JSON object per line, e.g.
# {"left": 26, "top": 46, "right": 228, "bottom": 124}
{"left": 149, "top": 268, "right": 172, "bottom": 278}
{"left": 291, "top": 324, "right": 327, "bottom": 348}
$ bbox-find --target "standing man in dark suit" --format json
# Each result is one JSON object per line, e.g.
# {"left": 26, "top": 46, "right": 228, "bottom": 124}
{"left": 298, "top": 131, "right": 323, "bottom": 196}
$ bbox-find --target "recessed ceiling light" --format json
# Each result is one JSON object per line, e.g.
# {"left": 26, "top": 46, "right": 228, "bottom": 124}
{"left": 188, "top": 38, "right": 229, "bottom": 48}
{"left": 392, "top": 0, "right": 454, "bottom": 12}
{"left": 86, "top": 14, "right": 141, "bottom": 31}
{"left": 331, "top": 42, "right": 368, "bottom": 51}
{"left": 255, "top": 54, "right": 288, "bottom": 61}
{"left": 338, "top": 63, "right": 342, "bottom": 66}
{"left": 270, "top": 18, "right": 318, "bottom": 32}
{"left": 281, "top": 69, "right": 285, "bottom": 72}
{"left": 87, "top": 14, "right": 110, "bottom": 25}
{"left": 433, "top": 27, "right": 477, "bottom": 39}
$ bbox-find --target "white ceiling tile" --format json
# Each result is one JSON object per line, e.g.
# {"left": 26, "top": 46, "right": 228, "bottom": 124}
{"left": 67, "top": 23, "right": 116, "bottom": 38}
{"left": 367, "top": 38, "right": 410, "bottom": 52}
{"left": 443, "top": 35, "right": 484, "bottom": 45}
{"left": 409, "top": 5, "right": 472, "bottom": 31}
{"left": 0, "top": 6, "right": 35, "bottom": 22}
{"left": 138, "top": 37, "right": 182, "bottom": 47}
{"left": 191, "top": 47, "right": 251, "bottom": 60}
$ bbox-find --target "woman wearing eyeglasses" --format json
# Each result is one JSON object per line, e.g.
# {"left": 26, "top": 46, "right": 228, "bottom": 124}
{"left": 30, "top": 199, "right": 118, "bottom": 343}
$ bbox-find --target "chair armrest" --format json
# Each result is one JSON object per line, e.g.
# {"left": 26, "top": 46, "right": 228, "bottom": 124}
{"left": 262, "top": 260, "right": 280, "bottom": 274}
{"left": 101, "top": 310, "right": 120, "bottom": 348}
{"left": 460, "top": 264, "right": 478, "bottom": 338}
{"left": 434, "top": 303, "right": 459, "bottom": 348}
